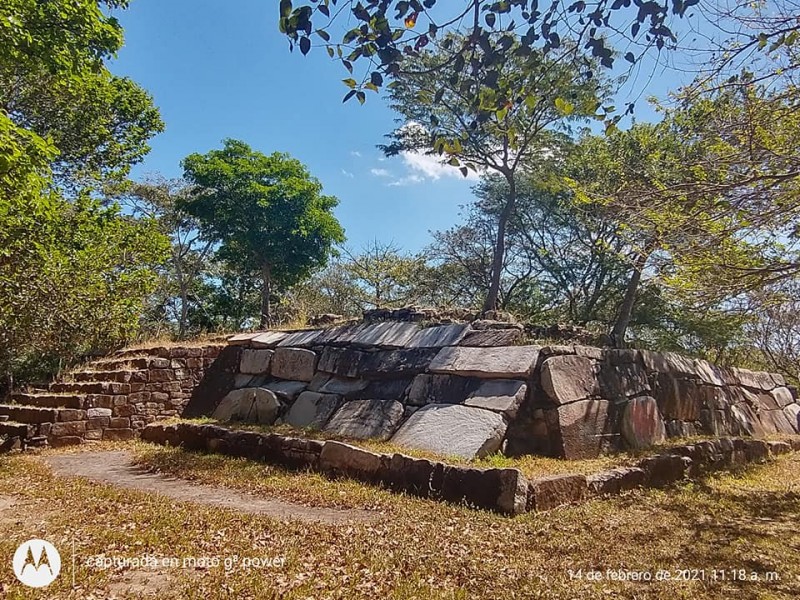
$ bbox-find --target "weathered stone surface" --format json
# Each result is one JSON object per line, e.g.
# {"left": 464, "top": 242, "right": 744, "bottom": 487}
{"left": 405, "top": 324, "right": 470, "bottom": 348}
{"left": 182, "top": 345, "right": 241, "bottom": 419}
{"left": 652, "top": 374, "right": 702, "bottom": 421}
{"left": 732, "top": 367, "right": 777, "bottom": 391}
{"left": 768, "top": 440, "right": 792, "bottom": 456}
{"left": 641, "top": 350, "right": 697, "bottom": 377}
{"left": 227, "top": 332, "right": 260, "bottom": 346}
{"left": 323, "top": 399, "right": 405, "bottom": 441}
{"left": 783, "top": 403, "right": 800, "bottom": 433}
{"left": 242, "top": 389, "right": 282, "bottom": 425}
{"left": 250, "top": 331, "right": 289, "bottom": 348}
{"left": 730, "top": 403, "right": 767, "bottom": 437}
{"left": 261, "top": 380, "right": 308, "bottom": 402}
{"left": 665, "top": 419, "right": 698, "bottom": 438}
{"left": 464, "top": 379, "right": 527, "bottom": 418}
{"left": 527, "top": 474, "right": 587, "bottom": 511}
{"left": 102, "top": 428, "right": 136, "bottom": 441}
{"left": 458, "top": 328, "right": 522, "bottom": 347}
{"left": 51, "top": 421, "right": 86, "bottom": 436}
{"left": 758, "top": 408, "right": 796, "bottom": 435}
{"left": 315, "top": 376, "right": 368, "bottom": 396}
{"left": 213, "top": 387, "right": 281, "bottom": 425}
{"left": 597, "top": 360, "right": 650, "bottom": 400}
{"left": 275, "top": 329, "right": 324, "bottom": 348}
{"left": 586, "top": 467, "right": 646, "bottom": 496}
{"left": 438, "top": 466, "right": 529, "bottom": 515}
{"left": 540, "top": 355, "right": 599, "bottom": 405}
{"left": 770, "top": 386, "right": 794, "bottom": 408}
{"left": 349, "top": 378, "right": 413, "bottom": 401}
{"left": 386, "top": 453, "right": 437, "bottom": 496}
{"left": 621, "top": 396, "right": 666, "bottom": 450}
{"left": 271, "top": 348, "right": 317, "bottom": 382}
{"left": 87, "top": 407, "right": 112, "bottom": 419}
{"left": 286, "top": 391, "right": 342, "bottom": 429}
{"left": 406, "top": 374, "right": 481, "bottom": 406}
{"left": 693, "top": 359, "right": 726, "bottom": 386}
{"left": 318, "top": 347, "right": 437, "bottom": 379}
{"left": 390, "top": 404, "right": 507, "bottom": 459}
{"left": 348, "top": 322, "right": 420, "bottom": 348}
{"left": 429, "top": 346, "right": 540, "bottom": 379}
{"left": 212, "top": 388, "right": 249, "bottom": 422}
{"left": 637, "top": 454, "right": 692, "bottom": 487}
{"left": 318, "top": 441, "right": 386, "bottom": 480}
{"left": 239, "top": 349, "right": 273, "bottom": 375}
{"left": 546, "top": 399, "right": 610, "bottom": 459}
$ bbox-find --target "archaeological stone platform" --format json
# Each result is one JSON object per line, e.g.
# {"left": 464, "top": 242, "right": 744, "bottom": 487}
{"left": 181, "top": 321, "right": 799, "bottom": 460}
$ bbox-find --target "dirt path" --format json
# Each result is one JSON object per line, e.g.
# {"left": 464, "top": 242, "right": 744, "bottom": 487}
{"left": 45, "top": 451, "right": 377, "bottom": 525}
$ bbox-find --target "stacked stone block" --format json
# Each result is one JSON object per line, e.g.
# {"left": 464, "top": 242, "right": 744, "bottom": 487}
{"left": 195, "top": 324, "right": 799, "bottom": 461}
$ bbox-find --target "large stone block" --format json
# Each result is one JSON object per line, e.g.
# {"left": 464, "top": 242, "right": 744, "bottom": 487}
{"left": 770, "top": 386, "right": 795, "bottom": 408}
{"left": 239, "top": 349, "right": 273, "bottom": 375}
{"left": 250, "top": 331, "right": 289, "bottom": 348}
{"left": 540, "top": 355, "right": 599, "bottom": 404}
{"left": 731, "top": 367, "right": 777, "bottom": 391}
{"left": 405, "top": 324, "right": 470, "bottom": 348}
{"left": 652, "top": 374, "right": 702, "bottom": 421}
{"left": 586, "top": 467, "right": 645, "bottom": 496}
{"left": 730, "top": 403, "right": 767, "bottom": 437}
{"left": 318, "top": 441, "right": 386, "bottom": 481}
{"left": 275, "top": 329, "right": 324, "bottom": 348}
{"left": 527, "top": 474, "right": 588, "bottom": 511}
{"left": 640, "top": 350, "right": 697, "bottom": 377}
{"left": 261, "top": 380, "right": 308, "bottom": 402}
{"left": 620, "top": 396, "right": 666, "bottom": 450}
{"left": 285, "top": 391, "right": 342, "bottom": 430}
{"left": 458, "top": 328, "right": 523, "bottom": 347}
{"left": 271, "top": 348, "right": 317, "bottom": 382}
{"left": 314, "top": 376, "right": 368, "bottom": 397}
{"left": 638, "top": 454, "right": 692, "bottom": 487}
{"left": 406, "top": 374, "right": 481, "bottom": 406}
{"left": 318, "top": 347, "right": 437, "bottom": 379}
{"left": 758, "top": 408, "right": 796, "bottom": 435}
{"left": 346, "top": 322, "right": 420, "bottom": 348}
{"left": 323, "top": 399, "right": 405, "bottom": 441}
{"left": 429, "top": 346, "right": 540, "bottom": 379}
{"left": 212, "top": 387, "right": 281, "bottom": 425}
{"left": 546, "top": 399, "right": 610, "bottom": 459}
{"left": 597, "top": 360, "right": 650, "bottom": 400}
{"left": 438, "top": 466, "right": 529, "bottom": 515}
{"left": 783, "top": 403, "right": 800, "bottom": 433}
{"left": 349, "top": 378, "right": 413, "bottom": 402}
{"left": 390, "top": 404, "right": 507, "bottom": 459}
{"left": 464, "top": 379, "right": 527, "bottom": 418}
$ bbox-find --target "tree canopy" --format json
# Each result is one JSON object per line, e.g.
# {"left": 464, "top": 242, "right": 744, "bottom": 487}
{"left": 181, "top": 139, "right": 346, "bottom": 327}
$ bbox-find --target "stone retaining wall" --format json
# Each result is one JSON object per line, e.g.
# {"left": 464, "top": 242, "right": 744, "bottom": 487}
{"left": 142, "top": 421, "right": 799, "bottom": 516}
{"left": 181, "top": 323, "right": 799, "bottom": 460}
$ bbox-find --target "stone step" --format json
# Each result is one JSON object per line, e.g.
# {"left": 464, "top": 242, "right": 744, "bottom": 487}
{"left": 50, "top": 381, "right": 132, "bottom": 395}
{"left": 89, "top": 356, "right": 172, "bottom": 371}
{"left": 0, "top": 404, "right": 59, "bottom": 424}
{"left": 11, "top": 392, "right": 85, "bottom": 409}
{"left": 0, "top": 421, "right": 34, "bottom": 439}
{"left": 64, "top": 369, "right": 148, "bottom": 384}
{"left": 0, "top": 402, "right": 88, "bottom": 423}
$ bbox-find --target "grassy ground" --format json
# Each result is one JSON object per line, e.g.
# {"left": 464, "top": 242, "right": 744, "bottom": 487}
{"left": 0, "top": 442, "right": 798, "bottom": 599}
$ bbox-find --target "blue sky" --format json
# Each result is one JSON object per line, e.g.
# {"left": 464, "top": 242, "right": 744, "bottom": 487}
{"left": 109, "top": 0, "right": 687, "bottom": 253}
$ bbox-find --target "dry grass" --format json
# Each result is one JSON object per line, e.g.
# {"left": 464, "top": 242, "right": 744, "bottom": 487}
{"left": 0, "top": 442, "right": 798, "bottom": 599}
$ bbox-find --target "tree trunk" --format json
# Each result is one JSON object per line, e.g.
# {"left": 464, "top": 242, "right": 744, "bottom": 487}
{"left": 610, "top": 252, "right": 648, "bottom": 347}
{"left": 483, "top": 173, "right": 516, "bottom": 314}
{"left": 174, "top": 253, "right": 189, "bottom": 338}
{"left": 260, "top": 264, "right": 272, "bottom": 329}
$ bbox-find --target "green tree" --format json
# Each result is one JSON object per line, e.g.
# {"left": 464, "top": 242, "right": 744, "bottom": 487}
{"left": 381, "top": 36, "right": 609, "bottom": 312}
{"left": 343, "top": 241, "right": 426, "bottom": 310}
{"left": 0, "top": 0, "right": 163, "bottom": 193}
{"left": 120, "top": 177, "right": 214, "bottom": 338}
{"left": 181, "top": 139, "right": 346, "bottom": 328}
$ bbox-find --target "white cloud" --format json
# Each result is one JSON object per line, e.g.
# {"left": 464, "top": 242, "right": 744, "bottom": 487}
{"left": 388, "top": 174, "right": 425, "bottom": 187}
{"left": 350, "top": 150, "right": 362, "bottom": 157}
{"left": 341, "top": 169, "right": 354, "bottom": 178}
{"left": 370, "top": 167, "right": 392, "bottom": 177}
{"left": 400, "top": 151, "right": 480, "bottom": 181}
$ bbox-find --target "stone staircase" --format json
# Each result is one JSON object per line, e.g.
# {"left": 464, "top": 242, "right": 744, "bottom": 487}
{"left": 0, "top": 344, "right": 222, "bottom": 450}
